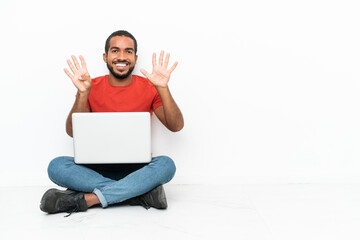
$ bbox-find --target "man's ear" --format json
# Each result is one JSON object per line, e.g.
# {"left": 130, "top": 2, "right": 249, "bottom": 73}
{"left": 103, "top": 53, "right": 107, "bottom": 63}
{"left": 135, "top": 54, "right": 138, "bottom": 63}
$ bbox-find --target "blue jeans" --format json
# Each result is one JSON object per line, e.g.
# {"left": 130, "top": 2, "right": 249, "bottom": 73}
{"left": 47, "top": 156, "right": 176, "bottom": 208}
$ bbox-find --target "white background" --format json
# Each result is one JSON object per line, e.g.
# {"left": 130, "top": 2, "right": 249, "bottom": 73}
{"left": 1, "top": 0, "right": 360, "bottom": 186}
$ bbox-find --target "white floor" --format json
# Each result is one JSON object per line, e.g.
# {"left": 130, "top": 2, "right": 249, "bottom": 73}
{"left": 1, "top": 184, "right": 360, "bottom": 240}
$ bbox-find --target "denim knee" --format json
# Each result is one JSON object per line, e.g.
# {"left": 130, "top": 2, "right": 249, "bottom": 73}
{"left": 47, "top": 156, "right": 74, "bottom": 183}
{"left": 156, "top": 155, "right": 176, "bottom": 182}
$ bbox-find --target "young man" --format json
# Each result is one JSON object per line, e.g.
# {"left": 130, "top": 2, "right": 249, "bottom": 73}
{"left": 40, "top": 30, "right": 184, "bottom": 216}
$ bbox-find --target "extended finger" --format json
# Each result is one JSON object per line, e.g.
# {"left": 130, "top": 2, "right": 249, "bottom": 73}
{"left": 159, "top": 50, "right": 164, "bottom": 66}
{"left": 164, "top": 53, "right": 170, "bottom": 69}
{"left": 71, "top": 55, "right": 81, "bottom": 70}
{"left": 64, "top": 68, "right": 74, "bottom": 80}
{"left": 169, "top": 61, "right": 178, "bottom": 73}
{"left": 67, "top": 59, "right": 77, "bottom": 74}
{"left": 152, "top": 53, "right": 156, "bottom": 67}
{"left": 79, "top": 55, "right": 88, "bottom": 71}
{"left": 140, "top": 68, "right": 150, "bottom": 79}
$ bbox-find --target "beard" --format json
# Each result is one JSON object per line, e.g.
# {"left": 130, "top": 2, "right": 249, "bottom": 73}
{"left": 107, "top": 62, "right": 135, "bottom": 80}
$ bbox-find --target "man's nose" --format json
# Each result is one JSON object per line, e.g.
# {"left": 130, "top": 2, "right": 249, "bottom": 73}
{"left": 116, "top": 51, "right": 126, "bottom": 60}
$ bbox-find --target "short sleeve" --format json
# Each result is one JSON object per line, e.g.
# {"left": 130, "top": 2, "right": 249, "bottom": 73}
{"left": 152, "top": 92, "right": 163, "bottom": 111}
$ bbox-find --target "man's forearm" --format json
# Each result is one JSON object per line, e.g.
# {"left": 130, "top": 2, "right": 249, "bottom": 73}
{"left": 66, "top": 92, "right": 91, "bottom": 137}
{"left": 156, "top": 87, "right": 184, "bottom": 132}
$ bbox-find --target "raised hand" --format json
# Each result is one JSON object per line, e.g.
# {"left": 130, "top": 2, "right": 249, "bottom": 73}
{"left": 140, "top": 51, "right": 178, "bottom": 88}
{"left": 64, "top": 55, "right": 92, "bottom": 94}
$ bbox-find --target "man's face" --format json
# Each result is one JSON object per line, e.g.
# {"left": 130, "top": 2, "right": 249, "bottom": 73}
{"left": 103, "top": 36, "right": 138, "bottom": 79}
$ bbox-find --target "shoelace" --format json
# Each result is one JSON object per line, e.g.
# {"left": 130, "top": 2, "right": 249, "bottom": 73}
{"left": 64, "top": 204, "right": 80, "bottom": 217}
{"left": 138, "top": 198, "right": 151, "bottom": 210}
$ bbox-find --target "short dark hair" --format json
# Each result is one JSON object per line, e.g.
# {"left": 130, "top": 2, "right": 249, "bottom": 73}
{"left": 105, "top": 30, "right": 137, "bottom": 54}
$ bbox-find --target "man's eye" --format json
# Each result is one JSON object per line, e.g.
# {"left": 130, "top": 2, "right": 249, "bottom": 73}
{"left": 127, "top": 51, "right": 133, "bottom": 54}
{"left": 112, "top": 50, "right": 118, "bottom": 53}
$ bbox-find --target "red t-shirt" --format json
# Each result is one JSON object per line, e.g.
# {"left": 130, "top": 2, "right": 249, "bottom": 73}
{"left": 86, "top": 75, "right": 162, "bottom": 113}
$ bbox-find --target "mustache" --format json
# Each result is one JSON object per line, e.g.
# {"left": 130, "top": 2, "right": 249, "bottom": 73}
{"left": 114, "top": 60, "right": 130, "bottom": 64}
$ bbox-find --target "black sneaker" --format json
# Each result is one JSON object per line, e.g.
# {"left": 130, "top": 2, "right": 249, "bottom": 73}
{"left": 126, "top": 185, "right": 168, "bottom": 210}
{"left": 40, "top": 188, "right": 88, "bottom": 216}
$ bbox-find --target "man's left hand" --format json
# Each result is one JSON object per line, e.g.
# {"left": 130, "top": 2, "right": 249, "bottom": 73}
{"left": 140, "top": 51, "right": 178, "bottom": 88}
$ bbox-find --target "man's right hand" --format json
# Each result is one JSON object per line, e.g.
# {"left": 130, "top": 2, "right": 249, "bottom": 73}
{"left": 64, "top": 55, "right": 92, "bottom": 94}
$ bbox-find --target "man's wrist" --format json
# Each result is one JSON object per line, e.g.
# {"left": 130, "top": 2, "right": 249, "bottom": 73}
{"left": 77, "top": 90, "right": 90, "bottom": 98}
{"left": 155, "top": 85, "right": 169, "bottom": 94}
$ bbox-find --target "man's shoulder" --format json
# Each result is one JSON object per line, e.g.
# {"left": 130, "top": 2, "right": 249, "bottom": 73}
{"left": 133, "top": 74, "right": 148, "bottom": 82}
{"left": 133, "top": 75, "right": 154, "bottom": 88}
{"left": 92, "top": 75, "right": 108, "bottom": 85}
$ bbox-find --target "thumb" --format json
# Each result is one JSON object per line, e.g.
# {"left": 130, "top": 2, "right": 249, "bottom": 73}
{"left": 140, "top": 68, "right": 150, "bottom": 79}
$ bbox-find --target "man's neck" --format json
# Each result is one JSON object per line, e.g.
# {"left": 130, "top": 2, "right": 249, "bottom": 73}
{"left": 108, "top": 74, "right": 133, "bottom": 86}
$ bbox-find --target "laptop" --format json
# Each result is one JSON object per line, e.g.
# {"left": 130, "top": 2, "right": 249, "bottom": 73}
{"left": 72, "top": 112, "right": 152, "bottom": 164}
